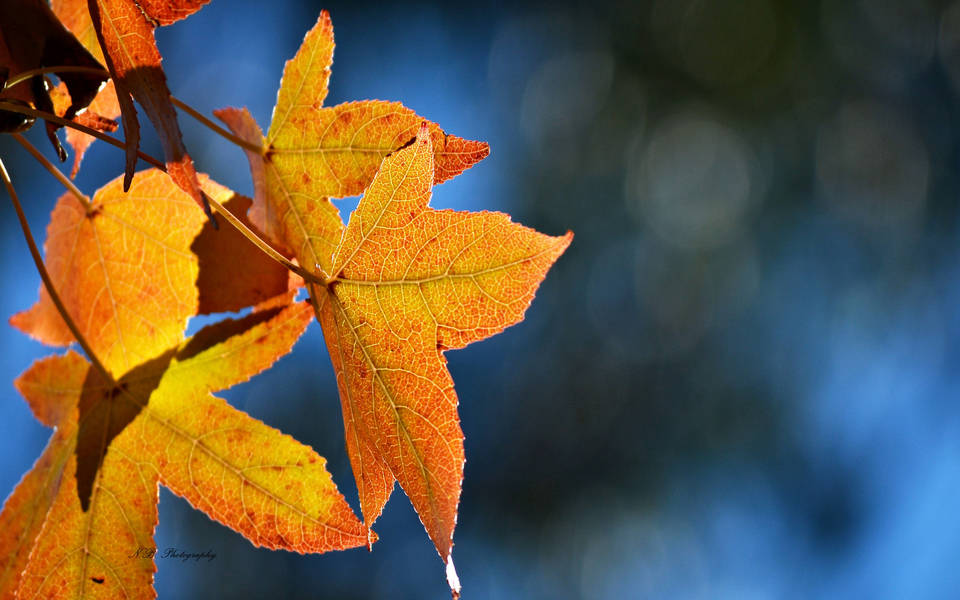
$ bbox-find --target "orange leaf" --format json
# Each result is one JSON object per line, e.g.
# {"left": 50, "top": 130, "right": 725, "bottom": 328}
{"left": 317, "top": 127, "right": 571, "bottom": 564}
{"left": 11, "top": 169, "right": 212, "bottom": 376}
{"left": 4, "top": 302, "right": 369, "bottom": 599}
{"left": 216, "top": 11, "right": 489, "bottom": 275}
{"left": 0, "top": 352, "right": 87, "bottom": 600}
{"left": 50, "top": 0, "right": 123, "bottom": 177}
{"left": 134, "top": 0, "right": 209, "bottom": 26}
{"left": 86, "top": 0, "right": 205, "bottom": 205}
{"left": 10, "top": 169, "right": 290, "bottom": 377}
{"left": 0, "top": 0, "right": 107, "bottom": 156}
{"left": 191, "top": 193, "right": 295, "bottom": 315}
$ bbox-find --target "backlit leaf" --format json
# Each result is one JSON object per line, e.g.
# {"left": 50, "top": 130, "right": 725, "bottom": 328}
{"left": 316, "top": 126, "right": 571, "bottom": 564}
{"left": 216, "top": 11, "right": 489, "bottom": 275}
{"left": 50, "top": 0, "right": 122, "bottom": 177}
{"left": 10, "top": 169, "right": 292, "bottom": 376}
{"left": 11, "top": 170, "right": 215, "bottom": 375}
{"left": 86, "top": 0, "right": 207, "bottom": 204}
{"left": 4, "top": 302, "right": 369, "bottom": 599}
{"left": 0, "top": 352, "right": 87, "bottom": 600}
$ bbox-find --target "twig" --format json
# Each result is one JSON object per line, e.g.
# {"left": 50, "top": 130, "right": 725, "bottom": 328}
{"left": 0, "top": 101, "right": 164, "bottom": 169}
{"left": 0, "top": 157, "right": 115, "bottom": 383}
{"left": 171, "top": 96, "right": 263, "bottom": 154}
{"left": 2, "top": 66, "right": 109, "bottom": 90}
{"left": 0, "top": 101, "right": 322, "bottom": 285}
{"left": 12, "top": 133, "right": 93, "bottom": 211}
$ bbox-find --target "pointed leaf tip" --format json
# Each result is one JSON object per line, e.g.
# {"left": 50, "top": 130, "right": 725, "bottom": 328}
{"left": 318, "top": 122, "right": 571, "bottom": 561}
{"left": 446, "top": 555, "right": 461, "bottom": 599}
{"left": 9, "top": 299, "right": 367, "bottom": 598}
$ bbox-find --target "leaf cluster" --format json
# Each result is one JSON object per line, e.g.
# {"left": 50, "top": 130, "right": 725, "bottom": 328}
{"left": 0, "top": 2, "right": 571, "bottom": 598}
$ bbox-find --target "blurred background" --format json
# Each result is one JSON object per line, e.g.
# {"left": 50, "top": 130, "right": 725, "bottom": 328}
{"left": 3, "top": 0, "right": 960, "bottom": 597}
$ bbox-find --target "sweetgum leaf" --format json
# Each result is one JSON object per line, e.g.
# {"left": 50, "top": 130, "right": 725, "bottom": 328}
{"left": 10, "top": 169, "right": 291, "bottom": 377}
{"left": 0, "top": 0, "right": 107, "bottom": 155}
{"left": 1, "top": 301, "right": 370, "bottom": 599}
{"left": 11, "top": 169, "right": 215, "bottom": 376}
{"left": 86, "top": 0, "right": 208, "bottom": 207}
{"left": 216, "top": 11, "right": 490, "bottom": 275}
{"left": 0, "top": 352, "right": 87, "bottom": 599}
{"left": 3, "top": 164, "right": 365, "bottom": 599}
{"left": 217, "top": 13, "right": 570, "bottom": 587}
{"left": 318, "top": 127, "right": 570, "bottom": 563}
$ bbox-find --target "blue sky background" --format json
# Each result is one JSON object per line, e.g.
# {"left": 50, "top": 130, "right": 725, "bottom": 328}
{"left": 3, "top": 0, "right": 960, "bottom": 598}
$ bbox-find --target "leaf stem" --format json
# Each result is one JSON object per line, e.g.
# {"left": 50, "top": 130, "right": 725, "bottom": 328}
{"left": 0, "top": 100, "right": 165, "bottom": 169}
{"left": 202, "top": 191, "right": 321, "bottom": 284}
{"left": 12, "top": 133, "right": 93, "bottom": 211}
{"left": 0, "top": 157, "right": 115, "bottom": 384}
{"left": 0, "top": 102, "right": 321, "bottom": 285}
{"left": 170, "top": 96, "right": 263, "bottom": 154}
{"left": 2, "top": 66, "right": 109, "bottom": 90}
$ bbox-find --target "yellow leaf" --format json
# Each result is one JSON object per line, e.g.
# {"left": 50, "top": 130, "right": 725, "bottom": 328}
{"left": 317, "top": 126, "right": 571, "bottom": 560}
{"left": 10, "top": 170, "right": 290, "bottom": 376}
{"left": 0, "top": 352, "right": 87, "bottom": 600}
{"left": 216, "top": 11, "right": 489, "bottom": 276}
{"left": 5, "top": 302, "right": 370, "bottom": 600}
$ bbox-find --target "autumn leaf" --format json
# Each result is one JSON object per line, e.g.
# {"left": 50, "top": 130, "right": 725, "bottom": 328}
{"left": 215, "top": 11, "right": 490, "bottom": 274}
{"left": 213, "top": 11, "right": 569, "bottom": 588}
{"left": 49, "top": 0, "right": 122, "bottom": 177}
{"left": 316, "top": 127, "right": 570, "bottom": 575}
{"left": 191, "top": 194, "right": 301, "bottom": 315}
{"left": 0, "top": 301, "right": 371, "bottom": 599}
{"left": 0, "top": 0, "right": 108, "bottom": 158}
{"left": 48, "top": 78, "right": 121, "bottom": 178}
{"left": 0, "top": 351, "right": 87, "bottom": 599}
{"left": 3, "top": 165, "right": 362, "bottom": 599}
{"left": 86, "top": 0, "right": 209, "bottom": 207}
{"left": 2, "top": 7, "right": 570, "bottom": 595}
{"left": 10, "top": 169, "right": 290, "bottom": 376}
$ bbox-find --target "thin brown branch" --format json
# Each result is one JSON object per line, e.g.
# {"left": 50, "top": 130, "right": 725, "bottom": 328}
{"left": 171, "top": 96, "right": 263, "bottom": 154}
{"left": 2, "top": 66, "right": 110, "bottom": 90}
{"left": 12, "top": 133, "right": 93, "bottom": 211}
{"left": 202, "top": 192, "right": 322, "bottom": 284}
{"left": 0, "top": 157, "right": 115, "bottom": 384}
{"left": 0, "top": 102, "right": 319, "bottom": 285}
{"left": 0, "top": 101, "right": 164, "bottom": 169}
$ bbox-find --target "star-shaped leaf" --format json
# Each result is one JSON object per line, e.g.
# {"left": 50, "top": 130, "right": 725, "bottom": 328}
{"left": 215, "top": 12, "right": 569, "bottom": 588}
{"left": 3, "top": 166, "right": 362, "bottom": 599}
{"left": 0, "top": 301, "right": 370, "bottom": 599}
{"left": 86, "top": 0, "right": 209, "bottom": 205}
{"left": 317, "top": 127, "right": 570, "bottom": 568}
{"left": 11, "top": 169, "right": 291, "bottom": 377}
{"left": 215, "top": 11, "right": 490, "bottom": 274}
